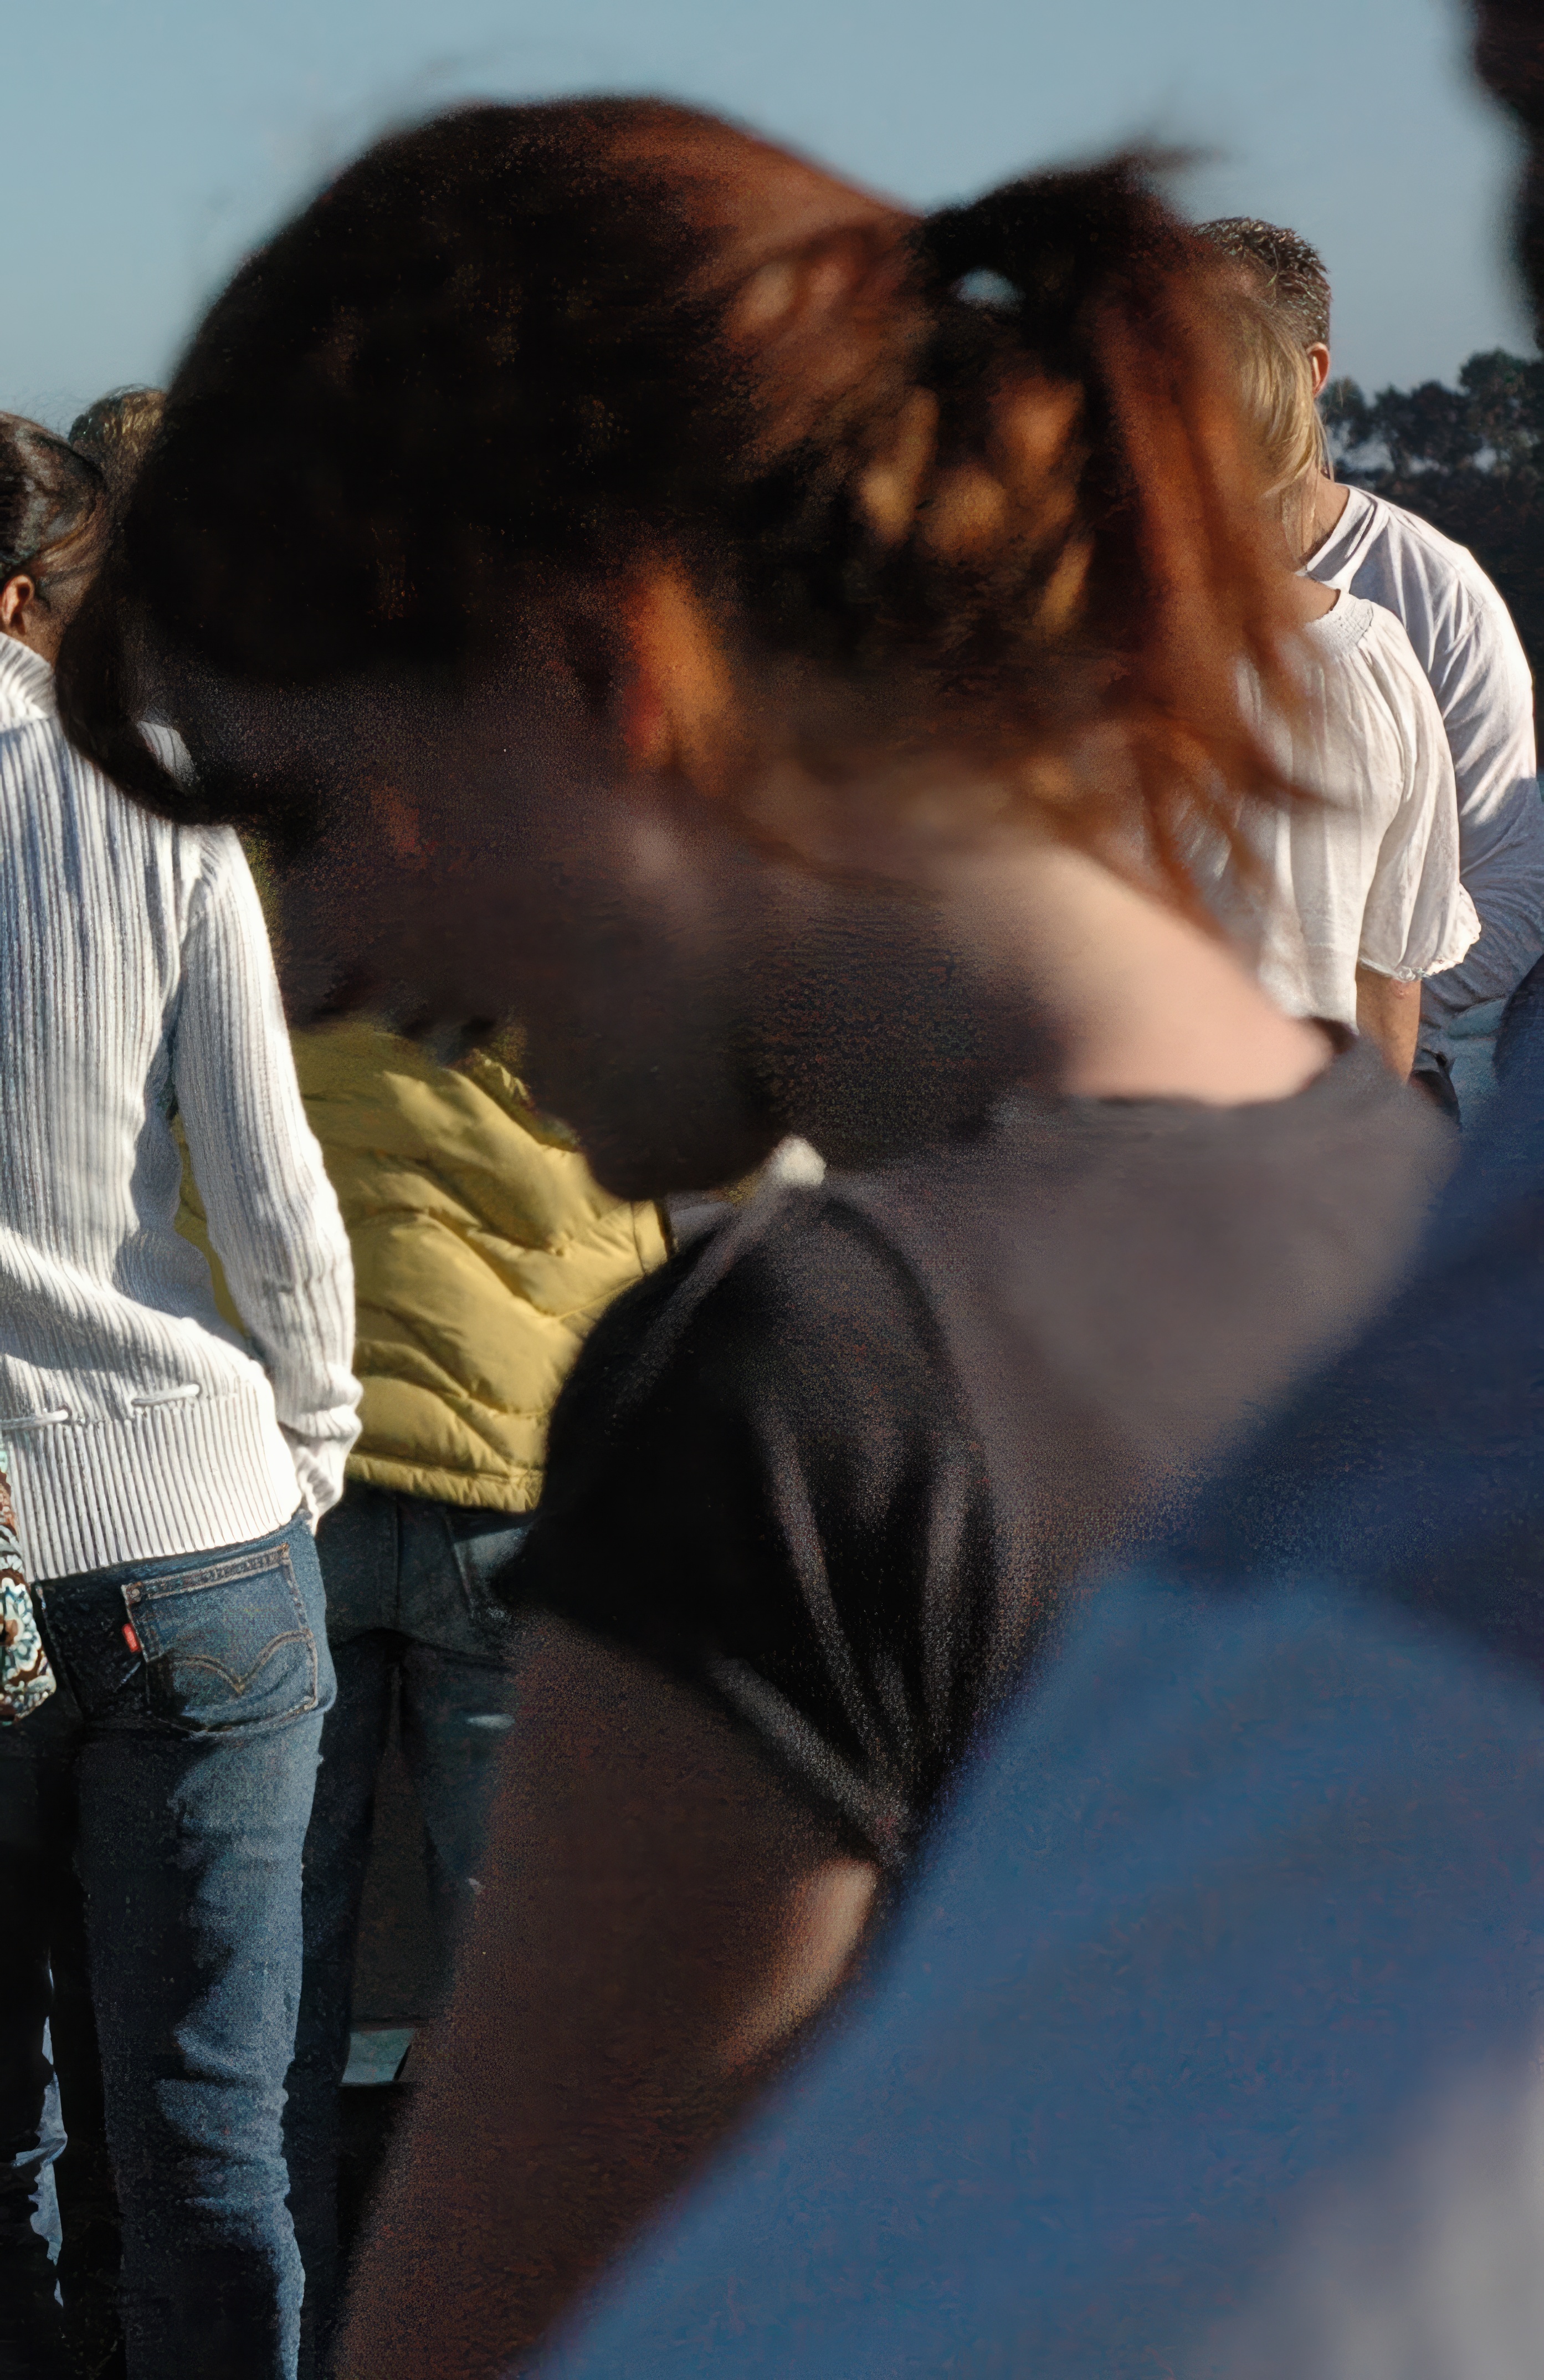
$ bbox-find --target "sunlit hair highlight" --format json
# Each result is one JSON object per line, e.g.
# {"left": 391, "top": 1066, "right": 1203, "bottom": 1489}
{"left": 69, "top": 387, "right": 167, "bottom": 521}
{"left": 1197, "top": 217, "right": 1332, "bottom": 351}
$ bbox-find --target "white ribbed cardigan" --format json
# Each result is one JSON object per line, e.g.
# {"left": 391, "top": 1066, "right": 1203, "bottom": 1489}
{"left": 0, "top": 635, "right": 360, "bottom": 1581}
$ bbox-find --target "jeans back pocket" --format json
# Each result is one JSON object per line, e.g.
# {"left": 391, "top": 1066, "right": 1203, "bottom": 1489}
{"left": 127, "top": 1539, "right": 320, "bottom": 1732}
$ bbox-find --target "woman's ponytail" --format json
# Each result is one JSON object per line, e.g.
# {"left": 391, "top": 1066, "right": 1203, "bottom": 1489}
{"left": 892, "top": 156, "right": 1304, "bottom": 885}
{"left": 920, "top": 155, "right": 1194, "bottom": 364}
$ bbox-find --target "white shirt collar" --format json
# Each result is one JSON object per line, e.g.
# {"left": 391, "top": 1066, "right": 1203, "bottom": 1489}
{"left": 1302, "top": 482, "right": 1375, "bottom": 579}
{"left": 0, "top": 633, "right": 58, "bottom": 726}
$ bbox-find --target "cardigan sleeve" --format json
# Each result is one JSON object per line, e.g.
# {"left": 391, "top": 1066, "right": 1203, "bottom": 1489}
{"left": 170, "top": 831, "right": 361, "bottom": 1522}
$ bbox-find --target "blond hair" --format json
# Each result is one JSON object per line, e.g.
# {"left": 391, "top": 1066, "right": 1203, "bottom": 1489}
{"left": 1227, "top": 294, "right": 1331, "bottom": 555}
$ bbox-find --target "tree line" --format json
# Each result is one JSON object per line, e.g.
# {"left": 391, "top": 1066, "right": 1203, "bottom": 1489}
{"left": 1324, "top": 350, "right": 1544, "bottom": 683}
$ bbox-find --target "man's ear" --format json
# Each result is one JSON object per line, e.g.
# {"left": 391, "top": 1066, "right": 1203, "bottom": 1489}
{"left": 619, "top": 572, "right": 741, "bottom": 793}
{"left": 1306, "top": 342, "right": 1332, "bottom": 398}
{"left": 0, "top": 575, "right": 38, "bottom": 636}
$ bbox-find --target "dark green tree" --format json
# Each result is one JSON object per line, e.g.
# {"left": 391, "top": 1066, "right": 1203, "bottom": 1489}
{"left": 1460, "top": 349, "right": 1544, "bottom": 482}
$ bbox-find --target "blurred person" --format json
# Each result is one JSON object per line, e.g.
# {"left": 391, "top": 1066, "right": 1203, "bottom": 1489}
{"left": 56, "top": 112, "right": 1459, "bottom": 2378}
{"left": 178, "top": 1019, "right": 668, "bottom": 2378}
{"left": 1474, "top": 0, "right": 1544, "bottom": 315}
{"left": 522, "top": 1014, "right": 1544, "bottom": 2380}
{"left": 0, "top": 412, "right": 359, "bottom": 2380}
{"left": 27, "top": 376, "right": 171, "bottom": 2380}
{"left": 534, "top": 50, "right": 1544, "bottom": 2374}
{"left": 68, "top": 388, "right": 165, "bottom": 524}
{"left": 1200, "top": 214, "right": 1544, "bottom": 1115}
{"left": 1188, "top": 291, "right": 1477, "bottom": 1077}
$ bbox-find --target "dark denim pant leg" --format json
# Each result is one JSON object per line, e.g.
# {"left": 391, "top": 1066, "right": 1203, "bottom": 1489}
{"left": 286, "top": 1634, "right": 394, "bottom": 2380}
{"left": 0, "top": 1690, "right": 77, "bottom": 2377}
{"left": 395, "top": 1504, "right": 529, "bottom": 1988}
{"left": 46, "top": 1514, "right": 330, "bottom": 2380}
{"left": 49, "top": 1860, "right": 123, "bottom": 2380}
{"left": 288, "top": 1485, "right": 402, "bottom": 2380}
{"left": 286, "top": 1488, "right": 529, "bottom": 2374}
{"left": 75, "top": 1712, "right": 321, "bottom": 2379}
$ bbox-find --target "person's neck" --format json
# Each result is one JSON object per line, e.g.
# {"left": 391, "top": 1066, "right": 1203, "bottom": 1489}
{"left": 955, "top": 837, "right": 1331, "bottom": 1106}
{"left": 765, "top": 826, "right": 1332, "bottom": 1169}
{"left": 0, "top": 622, "right": 61, "bottom": 668}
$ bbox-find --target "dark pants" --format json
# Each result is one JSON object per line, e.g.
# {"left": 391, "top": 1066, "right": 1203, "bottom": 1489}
{"left": 1, "top": 1780, "right": 121, "bottom": 2380}
{"left": 284, "top": 1485, "right": 530, "bottom": 2379}
{"left": 0, "top": 1513, "right": 330, "bottom": 2380}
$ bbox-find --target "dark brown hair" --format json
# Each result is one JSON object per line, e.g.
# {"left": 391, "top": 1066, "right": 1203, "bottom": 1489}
{"left": 58, "top": 100, "right": 1298, "bottom": 883}
{"left": 1, "top": 415, "right": 104, "bottom": 601}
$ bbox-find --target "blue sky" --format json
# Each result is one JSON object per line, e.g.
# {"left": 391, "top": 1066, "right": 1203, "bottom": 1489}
{"left": 2, "top": 0, "right": 1532, "bottom": 430}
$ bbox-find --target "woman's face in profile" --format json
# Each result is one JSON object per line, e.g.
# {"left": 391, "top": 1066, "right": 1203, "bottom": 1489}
{"left": 135, "top": 131, "right": 923, "bottom": 1193}
{"left": 172, "top": 660, "right": 784, "bottom": 1197}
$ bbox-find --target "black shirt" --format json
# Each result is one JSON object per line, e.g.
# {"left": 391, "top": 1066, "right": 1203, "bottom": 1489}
{"left": 516, "top": 1043, "right": 1450, "bottom": 1869}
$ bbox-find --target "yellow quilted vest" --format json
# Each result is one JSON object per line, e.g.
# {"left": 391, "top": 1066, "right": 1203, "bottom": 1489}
{"left": 177, "top": 1022, "right": 668, "bottom": 1512}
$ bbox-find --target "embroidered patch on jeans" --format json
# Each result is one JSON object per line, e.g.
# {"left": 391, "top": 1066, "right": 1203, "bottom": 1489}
{"left": 0, "top": 1445, "right": 55, "bottom": 1723}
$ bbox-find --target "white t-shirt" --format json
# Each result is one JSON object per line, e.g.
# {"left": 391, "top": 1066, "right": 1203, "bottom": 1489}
{"left": 1188, "top": 595, "right": 1479, "bottom": 1032}
{"left": 1304, "top": 485, "right": 1542, "bottom": 1062}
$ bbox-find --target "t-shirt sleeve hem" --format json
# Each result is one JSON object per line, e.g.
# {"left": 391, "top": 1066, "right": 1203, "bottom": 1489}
{"left": 1358, "top": 890, "right": 1483, "bottom": 984}
{"left": 705, "top": 1654, "right": 912, "bottom": 1872}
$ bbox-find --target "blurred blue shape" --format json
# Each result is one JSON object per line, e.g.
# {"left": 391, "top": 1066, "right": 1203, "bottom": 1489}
{"left": 534, "top": 1578, "right": 1544, "bottom": 2377}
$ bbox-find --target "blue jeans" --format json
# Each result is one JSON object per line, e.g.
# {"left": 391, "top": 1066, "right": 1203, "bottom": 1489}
{"left": 0, "top": 1513, "right": 331, "bottom": 2380}
{"left": 283, "top": 1486, "right": 530, "bottom": 2379}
